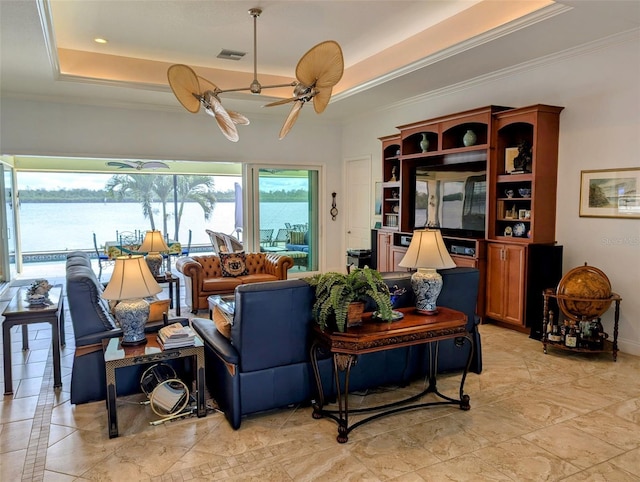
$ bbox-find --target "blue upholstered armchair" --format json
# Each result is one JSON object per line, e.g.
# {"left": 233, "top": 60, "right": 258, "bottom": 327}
{"left": 192, "top": 280, "right": 333, "bottom": 429}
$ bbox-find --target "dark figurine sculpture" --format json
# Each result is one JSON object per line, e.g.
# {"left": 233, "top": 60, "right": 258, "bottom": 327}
{"left": 513, "top": 141, "right": 532, "bottom": 173}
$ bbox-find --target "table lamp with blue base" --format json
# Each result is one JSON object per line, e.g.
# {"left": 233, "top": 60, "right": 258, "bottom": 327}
{"left": 398, "top": 228, "right": 456, "bottom": 315}
{"left": 102, "top": 255, "right": 162, "bottom": 345}
{"left": 138, "top": 230, "right": 170, "bottom": 277}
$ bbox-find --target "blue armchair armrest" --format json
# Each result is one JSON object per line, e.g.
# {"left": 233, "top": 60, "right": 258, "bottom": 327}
{"left": 191, "top": 318, "right": 240, "bottom": 365}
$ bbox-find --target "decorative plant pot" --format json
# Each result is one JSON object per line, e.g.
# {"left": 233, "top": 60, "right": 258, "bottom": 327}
{"left": 347, "top": 301, "right": 365, "bottom": 328}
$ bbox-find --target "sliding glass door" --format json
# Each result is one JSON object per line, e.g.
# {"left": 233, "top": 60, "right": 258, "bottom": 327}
{"left": 1, "top": 164, "right": 18, "bottom": 280}
{"left": 246, "top": 167, "right": 319, "bottom": 273}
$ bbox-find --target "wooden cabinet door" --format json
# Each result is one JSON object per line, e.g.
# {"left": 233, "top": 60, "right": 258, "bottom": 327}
{"left": 377, "top": 231, "right": 391, "bottom": 272}
{"left": 485, "top": 243, "right": 526, "bottom": 325}
{"left": 486, "top": 243, "right": 506, "bottom": 320}
{"left": 390, "top": 246, "right": 408, "bottom": 272}
{"left": 502, "top": 244, "right": 526, "bottom": 324}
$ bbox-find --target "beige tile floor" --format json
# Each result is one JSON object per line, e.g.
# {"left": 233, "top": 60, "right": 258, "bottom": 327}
{"left": 1, "top": 267, "right": 639, "bottom": 481}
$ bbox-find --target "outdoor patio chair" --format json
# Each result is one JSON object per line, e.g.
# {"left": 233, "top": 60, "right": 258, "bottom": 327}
{"left": 206, "top": 229, "right": 243, "bottom": 255}
{"left": 259, "top": 228, "right": 274, "bottom": 247}
{"left": 272, "top": 228, "right": 289, "bottom": 247}
{"left": 92, "top": 232, "right": 111, "bottom": 275}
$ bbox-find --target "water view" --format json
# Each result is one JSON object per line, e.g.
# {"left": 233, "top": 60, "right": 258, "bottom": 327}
{"left": 19, "top": 202, "right": 309, "bottom": 252}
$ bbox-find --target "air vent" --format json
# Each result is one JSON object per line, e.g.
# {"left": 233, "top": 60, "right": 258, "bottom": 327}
{"left": 217, "top": 49, "right": 246, "bottom": 61}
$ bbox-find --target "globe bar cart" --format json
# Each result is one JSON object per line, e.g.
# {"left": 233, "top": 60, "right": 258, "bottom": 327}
{"left": 541, "top": 264, "right": 621, "bottom": 361}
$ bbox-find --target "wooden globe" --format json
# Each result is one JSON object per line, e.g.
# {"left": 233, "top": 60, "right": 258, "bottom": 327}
{"left": 556, "top": 264, "right": 612, "bottom": 322}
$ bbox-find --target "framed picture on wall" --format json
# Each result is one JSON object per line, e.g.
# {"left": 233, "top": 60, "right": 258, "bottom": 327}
{"left": 374, "top": 182, "right": 382, "bottom": 215}
{"left": 579, "top": 168, "right": 640, "bottom": 218}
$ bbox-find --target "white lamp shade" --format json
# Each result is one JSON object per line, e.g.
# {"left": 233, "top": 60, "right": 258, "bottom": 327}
{"left": 102, "top": 255, "right": 162, "bottom": 300}
{"left": 398, "top": 228, "right": 456, "bottom": 270}
{"left": 138, "top": 230, "right": 170, "bottom": 253}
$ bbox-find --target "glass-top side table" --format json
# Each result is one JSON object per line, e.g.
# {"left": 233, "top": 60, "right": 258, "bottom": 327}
{"left": 207, "top": 294, "right": 235, "bottom": 319}
{"left": 103, "top": 334, "right": 205, "bottom": 438}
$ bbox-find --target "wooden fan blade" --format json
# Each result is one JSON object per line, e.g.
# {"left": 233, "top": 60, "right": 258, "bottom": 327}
{"left": 142, "top": 162, "right": 170, "bottom": 170}
{"left": 106, "top": 161, "right": 135, "bottom": 169}
{"left": 227, "top": 110, "right": 250, "bottom": 125}
{"left": 204, "top": 94, "right": 239, "bottom": 142}
{"left": 264, "top": 97, "right": 297, "bottom": 108}
{"left": 198, "top": 76, "right": 248, "bottom": 125}
{"left": 167, "top": 64, "right": 202, "bottom": 113}
{"left": 296, "top": 41, "right": 344, "bottom": 90}
{"left": 279, "top": 102, "right": 304, "bottom": 140}
{"left": 312, "top": 87, "right": 333, "bottom": 114}
{"left": 197, "top": 76, "right": 220, "bottom": 95}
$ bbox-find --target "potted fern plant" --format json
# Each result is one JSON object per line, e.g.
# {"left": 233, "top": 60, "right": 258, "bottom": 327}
{"left": 305, "top": 267, "right": 394, "bottom": 332}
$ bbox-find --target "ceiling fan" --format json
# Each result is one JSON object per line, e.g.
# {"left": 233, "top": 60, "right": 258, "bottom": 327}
{"left": 167, "top": 7, "right": 344, "bottom": 142}
{"left": 106, "top": 161, "right": 170, "bottom": 170}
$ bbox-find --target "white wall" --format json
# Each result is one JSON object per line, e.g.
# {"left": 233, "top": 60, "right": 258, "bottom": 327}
{"left": 341, "top": 32, "right": 640, "bottom": 355}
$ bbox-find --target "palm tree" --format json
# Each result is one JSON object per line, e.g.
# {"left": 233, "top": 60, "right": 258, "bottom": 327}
{"left": 105, "top": 174, "right": 159, "bottom": 229}
{"left": 174, "top": 176, "right": 217, "bottom": 238}
{"left": 105, "top": 173, "right": 217, "bottom": 240}
{"left": 150, "top": 175, "right": 174, "bottom": 235}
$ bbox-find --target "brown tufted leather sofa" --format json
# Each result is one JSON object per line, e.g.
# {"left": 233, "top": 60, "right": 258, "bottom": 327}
{"left": 176, "top": 253, "right": 294, "bottom": 313}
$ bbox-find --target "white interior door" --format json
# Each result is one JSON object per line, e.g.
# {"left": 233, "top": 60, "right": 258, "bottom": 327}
{"left": 345, "top": 157, "right": 372, "bottom": 251}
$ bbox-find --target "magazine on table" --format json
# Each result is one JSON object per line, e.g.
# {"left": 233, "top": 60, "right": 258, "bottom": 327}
{"left": 152, "top": 381, "right": 187, "bottom": 413}
{"left": 157, "top": 323, "right": 196, "bottom": 349}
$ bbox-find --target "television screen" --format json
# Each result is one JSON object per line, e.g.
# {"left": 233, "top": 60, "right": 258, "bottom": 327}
{"left": 414, "top": 168, "right": 486, "bottom": 236}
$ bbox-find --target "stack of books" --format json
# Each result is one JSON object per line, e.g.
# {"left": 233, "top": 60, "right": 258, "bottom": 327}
{"left": 157, "top": 322, "right": 196, "bottom": 349}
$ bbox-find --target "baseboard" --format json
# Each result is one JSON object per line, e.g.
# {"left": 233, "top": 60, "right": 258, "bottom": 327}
{"left": 617, "top": 338, "right": 640, "bottom": 357}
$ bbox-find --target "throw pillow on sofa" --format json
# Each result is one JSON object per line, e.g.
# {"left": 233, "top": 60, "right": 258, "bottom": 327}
{"left": 220, "top": 251, "right": 249, "bottom": 277}
{"left": 289, "top": 231, "right": 306, "bottom": 245}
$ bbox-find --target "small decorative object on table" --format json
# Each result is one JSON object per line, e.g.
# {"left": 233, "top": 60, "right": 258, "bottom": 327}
{"left": 511, "top": 141, "right": 532, "bottom": 173}
{"left": 463, "top": 129, "right": 477, "bottom": 147}
{"left": 389, "top": 166, "right": 398, "bottom": 182}
{"left": 518, "top": 188, "right": 531, "bottom": 197}
{"left": 26, "top": 279, "right": 53, "bottom": 306}
{"left": 420, "top": 133, "right": 429, "bottom": 153}
{"left": 373, "top": 284, "right": 406, "bottom": 322}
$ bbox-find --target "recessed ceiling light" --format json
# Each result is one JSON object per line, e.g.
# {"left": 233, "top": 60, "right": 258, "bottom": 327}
{"left": 94, "top": 38, "right": 108, "bottom": 44}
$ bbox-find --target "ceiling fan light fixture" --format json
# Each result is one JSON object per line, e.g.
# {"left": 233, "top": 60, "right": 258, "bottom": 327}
{"left": 167, "top": 6, "right": 343, "bottom": 141}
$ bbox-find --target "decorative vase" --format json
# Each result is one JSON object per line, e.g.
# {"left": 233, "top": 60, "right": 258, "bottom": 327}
{"left": 463, "top": 129, "right": 477, "bottom": 147}
{"left": 419, "top": 133, "right": 429, "bottom": 153}
{"left": 410, "top": 268, "right": 443, "bottom": 315}
{"left": 114, "top": 298, "right": 150, "bottom": 345}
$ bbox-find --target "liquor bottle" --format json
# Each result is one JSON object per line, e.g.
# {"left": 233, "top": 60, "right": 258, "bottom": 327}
{"left": 560, "top": 320, "right": 569, "bottom": 341}
{"left": 548, "top": 311, "right": 562, "bottom": 342}
{"left": 565, "top": 325, "right": 578, "bottom": 348}
{"left": 593, "top": 319, "right": 605, "bottom": 348}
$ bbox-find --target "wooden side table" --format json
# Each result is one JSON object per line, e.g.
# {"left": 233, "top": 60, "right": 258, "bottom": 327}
{"left": 310, "top": 306, "right": 472, "bottom": 443}
{"left": 155, "top": 272, "right": 181, "bottom": 316}
{"left": 2, "top": 285, "right": 64, "bottom": 395}
{"left": 103, "top": 334, "right": 205, "bottom": 438}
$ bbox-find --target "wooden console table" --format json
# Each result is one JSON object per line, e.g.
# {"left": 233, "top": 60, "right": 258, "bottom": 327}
{"left": 310, "top": 306, "right": 472, "bottom": 443}
{"left": 2, "top": 285, "right": 65, "bottom": 395}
